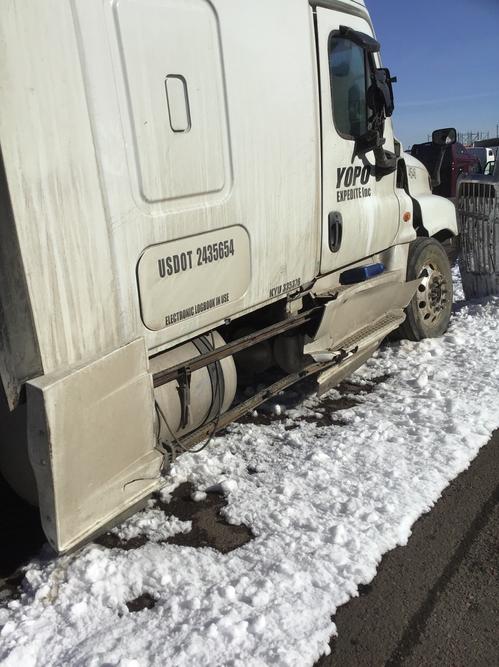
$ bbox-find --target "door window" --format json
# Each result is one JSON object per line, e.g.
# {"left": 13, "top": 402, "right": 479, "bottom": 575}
{"left": 328, "top": 36, "right": 368, "bottom": 139}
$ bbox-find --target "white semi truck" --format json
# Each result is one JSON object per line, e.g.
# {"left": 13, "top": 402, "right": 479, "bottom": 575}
{"left": 0, "top": 0, "right": 458, "bottom": 553}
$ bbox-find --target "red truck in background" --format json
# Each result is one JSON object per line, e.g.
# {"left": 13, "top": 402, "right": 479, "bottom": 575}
{"left": 411, "top": 141, "right": 480, "bottom": 199}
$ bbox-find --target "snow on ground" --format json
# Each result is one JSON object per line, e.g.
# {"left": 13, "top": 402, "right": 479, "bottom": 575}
{"left": 2, "top": 273, "right": 499, "bottom": 667}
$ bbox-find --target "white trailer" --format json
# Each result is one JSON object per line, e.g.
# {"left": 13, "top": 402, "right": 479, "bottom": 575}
{"left": 0, "top": 0, "right": 458, "bottom": 552}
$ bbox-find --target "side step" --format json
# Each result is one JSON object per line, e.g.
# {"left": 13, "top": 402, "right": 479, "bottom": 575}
{"left": 316, "top": 311, "right": 404, "bottom": 395}
{"left": 306, "top": 273, "right": 419, "bottom": 357}
{"left": 330, "top": 311, "right": 404, "bottom": 353}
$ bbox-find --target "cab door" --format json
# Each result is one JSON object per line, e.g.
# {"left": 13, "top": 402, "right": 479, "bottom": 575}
{"left": 315, "top": 7, "right": 400, "bottom": 274}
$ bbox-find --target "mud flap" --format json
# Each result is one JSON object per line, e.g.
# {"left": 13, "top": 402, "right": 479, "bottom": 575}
{"left": 26, "top": 339, "right": 163, "bottom": 553}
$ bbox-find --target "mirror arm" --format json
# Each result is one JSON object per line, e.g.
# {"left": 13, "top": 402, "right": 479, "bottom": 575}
{"left": 354, "top": 131, "right": 397, "bottom": 180}
{"left": 430, "top": 146, "right": 446, "bottom": 189}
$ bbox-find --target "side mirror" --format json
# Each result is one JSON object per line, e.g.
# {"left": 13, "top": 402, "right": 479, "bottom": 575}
{"left": 375, "top": 68, "right": 396, "bottom": 117}
{"left": 367, "top": 68, "right": 397, "bottom": 119}
{"left": 432, "top": 128, "right": 457, "bottom": 146}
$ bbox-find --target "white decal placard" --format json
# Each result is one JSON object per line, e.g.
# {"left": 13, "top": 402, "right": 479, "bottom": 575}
{"left": 137, "top": 226, "right": 251, "bottom": 331}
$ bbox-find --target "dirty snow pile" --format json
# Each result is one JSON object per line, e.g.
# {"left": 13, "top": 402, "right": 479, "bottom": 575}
{"left": 2, "top": 277, "right": 499, "bottom": 667}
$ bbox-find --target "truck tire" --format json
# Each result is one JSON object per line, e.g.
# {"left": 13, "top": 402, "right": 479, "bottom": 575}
{"left": 398, "top": 238, "right": 453, "bottom": 341}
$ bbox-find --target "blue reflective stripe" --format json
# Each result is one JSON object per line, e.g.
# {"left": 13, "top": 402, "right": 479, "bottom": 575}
{"left": 339, "top": 263, "right": 385, "bottom": 285}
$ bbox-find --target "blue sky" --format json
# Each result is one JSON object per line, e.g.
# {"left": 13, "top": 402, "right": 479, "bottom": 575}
{"left": 368, "top": 0, "right": 499, "bottom": 148}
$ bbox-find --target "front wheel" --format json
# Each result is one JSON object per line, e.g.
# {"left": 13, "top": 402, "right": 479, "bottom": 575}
{"left": 398, "top": 238, "right": 453, "bottom": 341}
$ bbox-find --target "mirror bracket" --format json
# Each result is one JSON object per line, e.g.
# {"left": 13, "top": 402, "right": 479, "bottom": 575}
{"left": 355, "top": 129, "right": 383, "bottom": 155}
{"left": 373, "top": 147, "right": 397, "bottom": 180}
{"left": 355, "top": 131, "right": 397, "bottom": 180}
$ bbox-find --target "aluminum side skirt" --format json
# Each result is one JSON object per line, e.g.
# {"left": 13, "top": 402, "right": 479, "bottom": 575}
{"left": 27, "top": 339, "right": 163, "bottom": 554}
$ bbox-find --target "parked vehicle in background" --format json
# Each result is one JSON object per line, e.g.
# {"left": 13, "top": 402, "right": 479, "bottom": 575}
{"left": 457, "top": 148, "right": 499, "bottom": 299}
{"left": 411, "top": 141, "right": 480, "bottom": 199}
{"left": 467, "top": 146, "right": 498, "bottom": 172}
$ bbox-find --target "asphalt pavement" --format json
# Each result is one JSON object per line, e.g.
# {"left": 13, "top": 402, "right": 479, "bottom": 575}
{"left": 316, "top": 429, "right": 499, "bottom": 667}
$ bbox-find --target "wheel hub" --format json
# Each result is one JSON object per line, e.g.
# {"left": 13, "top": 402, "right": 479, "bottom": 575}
{"left": 417, "top": 262, "right": 449, "bottom": 324}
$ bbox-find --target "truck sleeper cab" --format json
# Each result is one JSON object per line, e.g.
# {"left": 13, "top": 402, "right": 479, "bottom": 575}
{"left": 0, "top": 0, "right": 458, "bottom": 552}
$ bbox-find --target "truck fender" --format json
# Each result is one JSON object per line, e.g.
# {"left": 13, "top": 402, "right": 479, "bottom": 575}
{"left": 412, "top": 193, "right": 458, "bottom": 240}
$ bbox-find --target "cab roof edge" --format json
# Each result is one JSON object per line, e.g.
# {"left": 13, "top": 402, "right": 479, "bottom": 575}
{"left": 309, "top": 0, "right": 368, "bottom": 12}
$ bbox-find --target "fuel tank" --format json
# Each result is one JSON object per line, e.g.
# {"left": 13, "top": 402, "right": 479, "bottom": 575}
{"left": 150, "top": 332, "right": 237, "bottom": 442}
